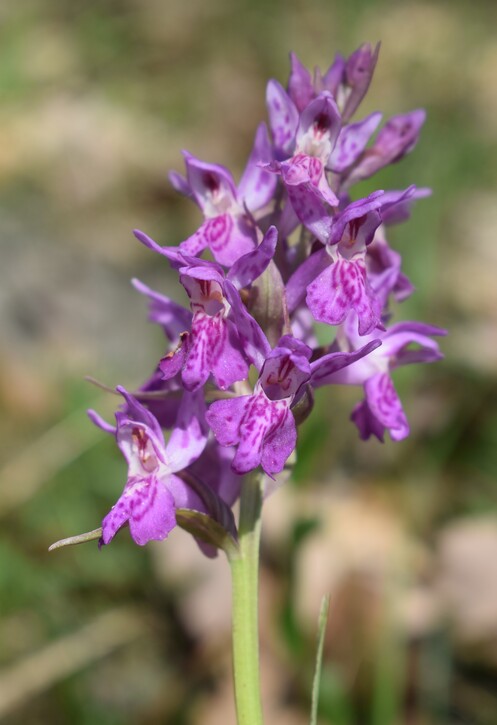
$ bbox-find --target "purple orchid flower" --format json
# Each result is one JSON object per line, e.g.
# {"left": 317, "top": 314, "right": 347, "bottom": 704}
{"left": 344, "top": 109, "right": 426, "bottom": 187}
{"left": 88, "top": 387, "right": 209, "bottom": 546}
{"left": 133, "top": 226, "right": 276, "bottom": 391}
{"left": 319, "top": 313, "right": 447, "bottom": 441}
{"left": 206, "top": 334, "right": 381, "bottom": 476}
{"left": 286, "top": 192, "right": 385, "bottom": 335}
{"left": 287, "top": 44, "right": 380, "bottom": 123}
{"left": 169, "top": 124, "right": 276, "bottom": 266}
{"left": 266, "top": 88, "right": 342, "bottom": 224}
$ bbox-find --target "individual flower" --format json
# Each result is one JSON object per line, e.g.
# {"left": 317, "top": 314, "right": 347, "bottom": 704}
{"left": 266, "top": 87, "right": 342, "bottom": 225}
{"left": 88, "top": 387, "right": 208, "bottom": 546}
{"left": 286, "top": 192, "right": 385, "bottom": 335}
{"left": 319, "top": 313, "right": 447, "bottom": 441}
{"left": 134, "top": 226, "right": 277, "bottom": 391}
{"left": 342, "top": 109, "right": 426, "bottom": 188}
{"left": 169, "top": 124, "right": 276, "bottom": 266}
{"left": 206, "top": 334, "right": 381, "bottom": 476}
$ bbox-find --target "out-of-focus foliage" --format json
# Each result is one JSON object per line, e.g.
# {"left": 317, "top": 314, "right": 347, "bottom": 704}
{"left": 0, "top": 0, "right": 496, "bottom": 722}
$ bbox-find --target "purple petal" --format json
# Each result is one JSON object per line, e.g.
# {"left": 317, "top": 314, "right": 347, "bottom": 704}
{"left": 380, "top": 186, "right": 432, "bottom": 225}
{"left": 224, "top": 280, "right": 271, "bottom": 370}
{"left": 266, "top": 79, "right": 299, "bottom": 157}
{"left": 189, "top": 441, "right": 242, "bottom": 507}
{"left": 316, "top": 54, "right": 346, "bottom": 96}
{"left": 178, "top": 222, "right": 211, "bottom": 257}
{"left": 211, "top": 318, "right": 250, "bottom": 389}
{"left": 351, "top": 399, "right": 387, "bottom": 442}
{"left": 115, "top": 386, "right": 166, "bottom": 464}
{"left": 169, "top": 170, "right": 193, "bottom": 198}
{"left": 132, "top": 278, "right": 191, "bottom": 341}
{"left": 306, "top": 258, "right": 382, "bottom": 335}
{"left": 310, "top": 339, "right": 382, "bottom": 388}
{"left": 133, "top": 229, "right": 184, "bottom": 267}
{"left": 180, "top": 313, "right": 223, "bottom": 391}
{"left": 363, "top": 372, "right": 409, "bottom": 441}
{"left": 296, "top": 93, "right": 341, "bottom": 152}
{"left": 133, "top": 367, "right": 182, "bottom": 429}
{"left": 87, "top": 409, "right": 116, "bottom": 435}
{"left": 179, "top": 258, "right": 225, "bottom": 285}
{"left": 238, "top": 123, "right": 277, "bottom": 210}
{"left": 288, "top": 51, "right": 314, "bottom": 112}
{"left": 159, "top": 333, "right": 189, "bottom": 381}
{"left": 260, "top": 408, "right": 297, "bottom": 475}
{"left": 260, "top": 339, "right": 312, "bottom": 400}
{"left": 329, "top": 191, "right": 384, "bottom": 246}
{"left": 206, "top": 396, "right": 250, "bottom": 447}
{"left": 278, "top": 197, "right": 301, "bottom": 238}
{"left": 234, "top": 395, "right": 291, "bottom": 475}
{"left": 227, "top": 225, "right": 277, "bottom": 290}
{"left": 291, "top": 306, "right": 318, "bottom": 347}
{"left": 328, "top": 112, "right": 382, "bottom": 173}
{"left": 183, "top": 152, "right": 238, "bottom": 213}
{"left": 166, "top": 389, "right": 208, "bottom": 472}
{"left": 348, "top": 109, "right": 426, "bottom": 183}
{"left": 286, "top": 248, "right": 329, "bottom": 314}
{"left": 382, "top": 322, "right": 447, "bottom": 366}
{"left": 280, "top": 157, "right": 336, "bottom": 242}
{"left": 102, "top": 474, "right": 176, "bottom": 546}
{"left": 342, "top": 42, "right": 381, "bottom": 121}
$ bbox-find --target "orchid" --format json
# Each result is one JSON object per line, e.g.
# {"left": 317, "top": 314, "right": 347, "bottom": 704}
{"left": 51, "top": 42, "right": 446, "bottom": 725}
{"left": 169, "top": 125, "right": 276, "bottom": 266}
{"left": 88, "top": 387, "right": 208, "bottom": 546}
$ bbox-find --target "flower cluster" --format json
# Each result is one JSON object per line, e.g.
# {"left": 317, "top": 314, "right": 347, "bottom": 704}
{"left": 89, "top": 44, "right": 446, "bottom": 551}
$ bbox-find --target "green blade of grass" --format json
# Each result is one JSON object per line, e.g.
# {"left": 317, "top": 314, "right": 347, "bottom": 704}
{"left": 310, "top": 593, "right": 330, "bottom": 725}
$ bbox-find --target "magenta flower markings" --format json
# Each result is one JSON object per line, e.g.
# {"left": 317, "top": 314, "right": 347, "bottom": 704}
{"left": 47, "top": 42, "right": 446, "bottom": 725}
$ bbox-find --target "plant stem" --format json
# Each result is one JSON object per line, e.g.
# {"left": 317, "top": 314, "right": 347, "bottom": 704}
{"left": 228, "top": 471, "right": 264, "bottom": 725}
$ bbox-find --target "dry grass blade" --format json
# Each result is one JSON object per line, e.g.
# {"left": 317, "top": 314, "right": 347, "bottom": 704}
{"left": 0, "top": 607, "right": 147, "bottom": 719}
{"left": 0, "top": 400, "right": 111, "bottom": 518}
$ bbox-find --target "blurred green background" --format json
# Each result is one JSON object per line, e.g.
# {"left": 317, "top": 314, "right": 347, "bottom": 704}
{"left": 1, "top": 0, "right": 497, "bottom": 722}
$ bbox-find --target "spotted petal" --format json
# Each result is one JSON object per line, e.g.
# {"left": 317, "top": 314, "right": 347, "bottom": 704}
{"left": 266, "top": 79, "right": 299, "bottom": 157}
{"left": 306, "top": 258, "right": 382, "bottom": 335}
{"left": 355, "top": 372, "right": 410, "bottom": 441}
{"left": 102, "top": 474, "right": 177, "bottom": 546}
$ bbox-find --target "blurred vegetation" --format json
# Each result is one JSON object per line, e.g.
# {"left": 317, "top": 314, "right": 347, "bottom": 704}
{"left": 1, "top": 0, "right": 497, "bottom": 723}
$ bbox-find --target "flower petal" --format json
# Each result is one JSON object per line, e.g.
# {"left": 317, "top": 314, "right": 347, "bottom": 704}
{"left": 132, "top": 278, "right": 191, "bottom": 341}
{"left": 266, "top": 79, "right": 299, "bottom": 157}
{"left": 238, "top": 123, "right": 277, "bottom": 210}
{"left": 227, "top": 225, "right": 278, "bottom": 290}
{"left": 365, "top": 373, "right": 410, "bottom": 441}
{"left": 328, "top": 112, "right": 382, "bottom": 173}
{"left": 166, "top": 389, "right": 209, "bottom": 472}
{"left": 261, "top": 407, "right": 296, "bottom": 475}
{"left": 224, "top": 280, "right": 271, "bottom": 370}
{"left": 310, "top": 339, "right": 382, "bottom": 388}
{"left": 206, "top": 396, "right": 251, "bottom": 447}
{"left": 102, "top": 474, "right": 177, "bottom": 547}
{"left": 288, "top": 51, "right": 314, "bottom": 112}
{"left": 306, "top": 258, "right": 382, "bottom": 335}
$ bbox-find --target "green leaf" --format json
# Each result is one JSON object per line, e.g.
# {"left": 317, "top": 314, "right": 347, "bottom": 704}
{"left": 175, "top": 509, "right": 238, "bottom": 555}
{"left": 310, "top": 593, "right": 330, "bottom": 725}
{"left": 48, "top": 527, "right": 102, "bottom": 551}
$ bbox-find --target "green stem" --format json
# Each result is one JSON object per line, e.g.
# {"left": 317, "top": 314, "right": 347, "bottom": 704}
{"left": 228, "top": 471, "right": 264, "bottom": 725}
